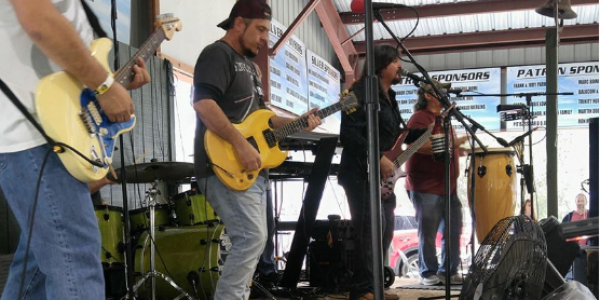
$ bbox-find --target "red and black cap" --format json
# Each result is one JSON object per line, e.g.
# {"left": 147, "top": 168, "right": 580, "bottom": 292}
{"left": 217, "top": 0, "right": 272, "bottom": 30}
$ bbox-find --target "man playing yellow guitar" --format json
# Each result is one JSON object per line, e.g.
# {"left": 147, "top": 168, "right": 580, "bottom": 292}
{"left": 0, "top": 1, "right": 149, "bottom": 299}
{"left": 192, "top": 1, "right": 321, "bottom": 299}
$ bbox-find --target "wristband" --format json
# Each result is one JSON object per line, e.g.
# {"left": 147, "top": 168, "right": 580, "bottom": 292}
{"left": 94, "top": 74, "right": 114, "bottom": 95}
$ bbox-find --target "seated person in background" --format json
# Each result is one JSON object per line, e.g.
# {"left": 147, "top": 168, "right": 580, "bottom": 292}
{"left": 520, "top": 199, "right": 535, "bottom": 220}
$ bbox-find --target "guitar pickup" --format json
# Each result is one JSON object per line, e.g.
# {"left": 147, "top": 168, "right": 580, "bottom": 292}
{"left": 79, "top": 110, "right": 96, "bottom": 134}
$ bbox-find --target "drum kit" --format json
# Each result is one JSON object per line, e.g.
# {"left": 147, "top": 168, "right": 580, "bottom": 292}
{"left": 95, "top": 161, "right": 230, "bottom": 300}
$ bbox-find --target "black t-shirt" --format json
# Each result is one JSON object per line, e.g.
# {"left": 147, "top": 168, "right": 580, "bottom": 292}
{"left": 193, "top": 40, "right": 266, "bottom": 178}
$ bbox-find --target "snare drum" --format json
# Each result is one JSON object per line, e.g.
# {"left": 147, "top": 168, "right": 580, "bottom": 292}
{"left": 172, "top": 190, "right": 218, "bottom": 226}
{"left": 468, "top": 148, "right": 518, "bottom": 242}
{"left": 94, "top": 205, "right": 124, "bottom": 267}
{"left": 129, "top": 204, "right": 171, "bottom": 233}
{"left": 134, "top": 224, "right": 228, "bottom": 300}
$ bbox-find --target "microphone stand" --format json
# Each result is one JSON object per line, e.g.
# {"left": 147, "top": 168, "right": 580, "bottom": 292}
{"left": 456, "top": 91, "right": 572, "bottom": 218}
{"left": 364, "top": 2, "right": 386, "bottom": 300}
{"left": 109, "top": 1, "right": 135, "bottom": 298}
{"left": 373, "top": 10, "right": 488, "bottom": 300}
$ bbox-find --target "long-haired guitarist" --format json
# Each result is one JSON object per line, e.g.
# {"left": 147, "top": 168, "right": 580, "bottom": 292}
{"left": 0, "top": 0, "right": 149, "bottom": 299}
{"left": 338, "top": 45, "right": 426, "bottom": 300}
{"left": 405, "top": 80, "right": 469, "bottom": 286}
{"left": 192, "top": 1, "right": 320, "bottom": 299}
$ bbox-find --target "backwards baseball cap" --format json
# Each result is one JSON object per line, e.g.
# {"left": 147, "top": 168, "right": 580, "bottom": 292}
{"left": 217, "top": 0, "right": 272, "bottom": 30}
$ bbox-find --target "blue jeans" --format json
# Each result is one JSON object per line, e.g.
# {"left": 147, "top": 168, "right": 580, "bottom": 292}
{"left": 409, "top": 191, "right": 463, "bottom": 278}
{"left": 0, "top": 145, "right": 104, "bottom": 300}
{"left": 256, "top": 182, "right": 277, "bottom": 276}
{"left": 198, "top": 175, "right": 268, "bottom": 300}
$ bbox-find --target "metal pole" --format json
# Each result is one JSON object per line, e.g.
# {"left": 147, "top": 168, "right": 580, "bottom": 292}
{"left": 364, "top": 1, "right": 384, "bottom": 299}
{"left": 545, "top": 11, "right": 559, "bottom": 218}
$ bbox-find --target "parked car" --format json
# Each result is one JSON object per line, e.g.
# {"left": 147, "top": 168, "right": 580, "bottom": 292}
{"left": 388, "top": 215, "right": 472, "bottom": 278}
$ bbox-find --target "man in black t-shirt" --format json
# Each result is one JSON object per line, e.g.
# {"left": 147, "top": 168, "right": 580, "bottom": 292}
{"left": 192, "top": 1, "right": 321, "bottom": 299}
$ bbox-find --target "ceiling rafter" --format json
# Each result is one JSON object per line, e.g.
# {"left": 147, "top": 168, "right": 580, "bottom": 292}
{"left": 340, "top": 0, "right": 599, "bottom": 25}
{"left": 353, "top": 24, "right": 599, "bottom": 55}
{"left": 354, "top": 24, "right": 599, "bottom": 55}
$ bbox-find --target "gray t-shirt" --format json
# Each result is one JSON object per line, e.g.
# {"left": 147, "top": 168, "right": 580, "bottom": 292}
{"left": 193, "top": 40, "right": 266, "bottom": 178}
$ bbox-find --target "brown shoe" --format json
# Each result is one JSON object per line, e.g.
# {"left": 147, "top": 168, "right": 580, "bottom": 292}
{"left": 385, "top": 290, "right": 400, "bottom": 300}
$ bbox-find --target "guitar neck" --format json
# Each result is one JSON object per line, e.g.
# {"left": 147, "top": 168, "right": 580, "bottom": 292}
{"left": 394, "top": 126, "right": 433, "bottom": 168}
{"left": 273, "top": 102, "right": 343, "bottom": 141}
{"left": 113, "top": 29, "right": 166, "bottom": 87}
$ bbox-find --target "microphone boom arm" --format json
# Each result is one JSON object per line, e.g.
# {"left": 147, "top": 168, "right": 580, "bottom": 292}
{"left": 372, "top": 10, "right": 487, "bottom": 152}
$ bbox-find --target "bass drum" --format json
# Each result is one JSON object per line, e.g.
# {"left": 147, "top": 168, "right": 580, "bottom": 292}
{"left": 134, "top": 223, "right": 230, "bottom": 300}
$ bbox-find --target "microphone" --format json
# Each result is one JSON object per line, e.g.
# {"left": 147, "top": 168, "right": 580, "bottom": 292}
{"left": 507, "top": 127, "right": 538, "bottom": 147}
{"left": 430, "top": 118, "right": 449, "bottom": 161}
{"left": 350, "top": 0, "right": 408, "bottom": 13}
{"left": 496, "top": 137, "right": 510, "bottom": 147}
{"left": 497, "top": 104, "right": 527, "bottom": 112}
{"left": 399, "top": 68, "right": 425, "bottom": 85}
{"left": 446, "top": 88, "right": 467, "bottom": 96}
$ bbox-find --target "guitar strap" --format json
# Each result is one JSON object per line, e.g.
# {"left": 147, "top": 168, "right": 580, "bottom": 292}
{"left": 80, "top": 0, "right": 108, "bottom": 38}
{"left": 0, "top": 1, "right": 105, "bottom": 146}
{"left": 0, "top": 78, "right": 55, "bottom": 145}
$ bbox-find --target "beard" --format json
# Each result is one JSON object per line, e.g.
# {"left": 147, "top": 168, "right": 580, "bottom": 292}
{"left": 391, "top": 76, "right": 401, "bottom": 85}
{"left": 239, "top": 31, "right": 257, "bottom": 58}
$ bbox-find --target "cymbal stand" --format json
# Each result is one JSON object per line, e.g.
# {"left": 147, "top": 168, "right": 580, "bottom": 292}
{"left": 133, "top": 182, "right": 197, "bottom": 300}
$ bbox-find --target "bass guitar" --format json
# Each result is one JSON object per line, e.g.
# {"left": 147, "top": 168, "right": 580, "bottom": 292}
{"left": 205, "top": 91, "right": 358, "bottom": 191}
{"left": 381, "top": 104, "right": 456, "bottom": 199}
{"left": 35, "top": 15, "right": 181, "bottom": 182}
{"left": 380, "top": 123, "right": 434, "bottom": 199}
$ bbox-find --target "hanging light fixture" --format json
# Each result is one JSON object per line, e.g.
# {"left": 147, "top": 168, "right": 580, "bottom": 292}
{"left": 535, "top": 0, "right": 577, "bottom": 19}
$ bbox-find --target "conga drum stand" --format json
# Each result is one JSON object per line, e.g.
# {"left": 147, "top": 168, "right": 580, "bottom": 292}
{"left": 133, "top": 185, "right": 197, "bottom": 300}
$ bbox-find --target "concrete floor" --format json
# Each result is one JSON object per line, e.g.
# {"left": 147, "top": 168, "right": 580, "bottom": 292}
{"left": 252, "top": 278, "right": 458, "bottom": 300}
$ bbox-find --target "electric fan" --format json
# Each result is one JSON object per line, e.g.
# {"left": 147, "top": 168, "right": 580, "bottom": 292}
{"left": 460, "top": 215, "right": 547, "bottom": 300}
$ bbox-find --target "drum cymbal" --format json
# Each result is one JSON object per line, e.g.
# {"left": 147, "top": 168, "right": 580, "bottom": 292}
{"left": 108, "top": 162, "right": 195, "bottom": 183}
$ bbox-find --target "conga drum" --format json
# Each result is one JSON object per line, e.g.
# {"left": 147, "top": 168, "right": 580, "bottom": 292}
{"left": 468, "top": 148, "right": 517, "bottom": 242}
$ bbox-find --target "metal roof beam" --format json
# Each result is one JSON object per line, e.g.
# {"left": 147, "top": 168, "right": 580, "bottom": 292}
{"left": 353, "top": 24, "right": 599, "bottom": 55}
{"left": 315, "top": 0, "right": 359, "bottom": 87}
{"left": 270, "top": 0, "right": 322, "bottom": 56}
{"left": 340, "top": 0, "right": 598, "bottom": 25}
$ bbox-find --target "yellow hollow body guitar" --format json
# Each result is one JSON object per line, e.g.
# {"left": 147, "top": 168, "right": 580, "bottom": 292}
{"left": 205, "top": 92, "right": 358, "bottom": 191}
{"left": 35, "top": 16, "right": 181, "bottom": 182}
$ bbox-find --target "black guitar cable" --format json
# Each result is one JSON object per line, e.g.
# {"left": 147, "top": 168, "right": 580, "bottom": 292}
{"left": 0, "top": 77, "right": 107, "bottom": 299}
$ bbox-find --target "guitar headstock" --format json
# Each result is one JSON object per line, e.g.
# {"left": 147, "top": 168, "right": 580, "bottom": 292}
{"left": 156, "top": 14, "right": 182, "bottom": 40}
{"left": 339, "top": 90, "right": 359, "bottom": 113}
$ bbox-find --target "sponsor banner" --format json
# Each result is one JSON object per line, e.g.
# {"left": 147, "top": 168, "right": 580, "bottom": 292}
{"left": 307, "top": 50, "right": 341, "bottom": 134}
{"left": 506, "top": 62, "right": 599, "bottom": 129}
{"left": 268, "top": 20, "right": 309, "bottom": 116}
{"left": 394, "top": 68, "right": 502, "bottom": 132}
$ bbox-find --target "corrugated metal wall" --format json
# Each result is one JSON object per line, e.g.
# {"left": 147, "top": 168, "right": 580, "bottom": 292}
{"left": 101, "top": 44, "right": 175, "bottom": 209}
{"left": 405, "top": 43, "right": 599, "bottom": 72}
{"left": 270, "top": 0, "right": 336, "bottom": 64}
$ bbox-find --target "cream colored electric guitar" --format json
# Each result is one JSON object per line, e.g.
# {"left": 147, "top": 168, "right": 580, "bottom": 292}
{"left": 35, "top": 15, "right": 181, "bottom": 182}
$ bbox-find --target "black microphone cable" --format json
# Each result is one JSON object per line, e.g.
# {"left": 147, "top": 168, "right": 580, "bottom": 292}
{"left": 16, "top": 147, "right": 53, "bottom": 300}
